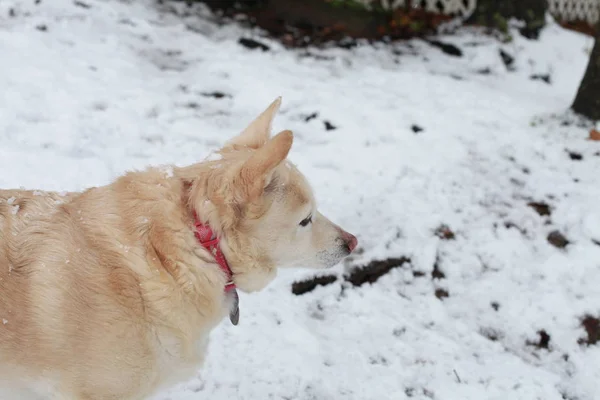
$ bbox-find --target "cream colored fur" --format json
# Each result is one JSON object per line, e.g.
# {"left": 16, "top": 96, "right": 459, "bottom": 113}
{"left": 0, "top": 97, "right": 357, "bottom": 400}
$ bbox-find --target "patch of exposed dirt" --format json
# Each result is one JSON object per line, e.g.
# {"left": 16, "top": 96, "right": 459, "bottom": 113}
{"left": 567, "top": 150, "right": 583, "bottom": 161}
{"left": 292, "top": 256, "right": 411, "bottom": 294}
{"left": 528, "top": 201, "right": 551, "bottom": 217}
{"left": 480, "top": 327, "right": 502, "bottom": 341}
{"left": 74, "top": 0, "right": 92, "bottom": 9}
{"left": 292, "top": 275, "right": 338, "bottom": 295}
{"left": 238, "top": 37, "right": 270, "bottom": 51}
{"left": 431, "top": 254, "right": 445, "bottom": 279}
{"left": 425, "top": 39, "right": 462, "bottom": 57}
{"left": 530, "top": 73, "right": 551, "bottom": 84}
{"left": 201, "top": 91, "right": 231, "bottom": 99}
{"left": 405, "top": 388, "right": 434, "bottom": 398}
{"left": 303, "top": 112, "right": 319, "bottom": 122}
{"left": 434, "top": 288, "right": 449, "bottom": 300}
{"left": 557, "top": 19, "right": 597, "bottom": 37}
{"left": 504, "top": 221, "right": 527, "bottom": 236}
{"left": 547, "top": 230, "right": 569, "bottom": 249}
{"left": 434, "top": 224, "right": 455, "bottom": 240}
{"left": 560, "top": 391, "right": 579, "bottom": 400}
{"left": 346, "top": 257, "right": 411, "bottom": 287}
{"left": 499, "top": 49, "right": 515, "bottom": 70}
{"left": 323, "top": 120, "right": 337, "bottom": 131}
{"left": 526, "top": 330, "right": 551, "bottom": 350}
{"left": 411, "top": 124, "right": 424, "bottom": 133}
{"left": 578, "top": 315, "right": 600, "bottom": 346}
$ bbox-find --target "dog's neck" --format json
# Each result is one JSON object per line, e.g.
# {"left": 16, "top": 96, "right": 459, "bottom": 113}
{"left": 192, "top": 214, "right": 240, "bottom": 326}
{"left": 179, "top": 177, "right": 240, "bottom": 325}
{"left": 192, "top": 214, "right": 235, "bottom": 292}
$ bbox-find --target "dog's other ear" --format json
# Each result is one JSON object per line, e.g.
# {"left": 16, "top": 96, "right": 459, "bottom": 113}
{"left": 226, "top": 97, "right": 282, "bottom": 149}
{"left": 238, "top": 130, "right": 293, "bottom": 200}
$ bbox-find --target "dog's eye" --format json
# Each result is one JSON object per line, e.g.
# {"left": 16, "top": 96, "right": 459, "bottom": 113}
{"left": 299, "top": 215, "right": 312, "bottom": 227}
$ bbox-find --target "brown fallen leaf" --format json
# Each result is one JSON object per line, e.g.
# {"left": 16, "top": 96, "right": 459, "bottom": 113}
{"left": 589, "top": 129, "right": 600, "bottom": 141}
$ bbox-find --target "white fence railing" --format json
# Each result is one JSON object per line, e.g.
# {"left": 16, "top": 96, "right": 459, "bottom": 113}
{"left": 353, "top": 0, "right": 599, "bottom": 25}
{"left": 549, "top": 0, "right": 599, "bottom": 25}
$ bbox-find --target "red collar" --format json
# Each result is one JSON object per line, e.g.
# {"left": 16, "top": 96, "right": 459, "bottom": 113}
{"left": 193, "top": 214, "right": 236, "bottom": 292}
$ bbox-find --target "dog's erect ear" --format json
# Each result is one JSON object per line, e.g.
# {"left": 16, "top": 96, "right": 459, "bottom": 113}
{"left": 238, "top": 130, "right": 293, "bottom": 200}
{"left": 226, "top": 97, "right": 282, "bottom": 149}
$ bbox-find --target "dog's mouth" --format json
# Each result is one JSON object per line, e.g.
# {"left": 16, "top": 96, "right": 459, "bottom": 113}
{"left": 318, "top": 249, "right": 354, "bottom": 269}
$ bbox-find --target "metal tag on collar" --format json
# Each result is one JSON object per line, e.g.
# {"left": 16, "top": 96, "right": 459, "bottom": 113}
{"left": 228, "top": 289, "right": 239, "bottom": 326}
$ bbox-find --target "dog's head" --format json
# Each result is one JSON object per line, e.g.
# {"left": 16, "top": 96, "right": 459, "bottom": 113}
{"left": 185, "top": 98, "right": 357, "bottom": 292}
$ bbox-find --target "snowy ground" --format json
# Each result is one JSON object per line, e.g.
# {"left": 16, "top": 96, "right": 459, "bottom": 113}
{"left": 1, "top": 1, "right": 600, "bottom": 399}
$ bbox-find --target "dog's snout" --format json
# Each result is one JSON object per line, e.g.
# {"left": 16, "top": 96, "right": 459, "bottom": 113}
{"left": 340, "top": 230, "right": 358, "bottom": 253}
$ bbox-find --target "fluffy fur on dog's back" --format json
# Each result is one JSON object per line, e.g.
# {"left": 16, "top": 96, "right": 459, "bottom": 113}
{"left": 0, "top": 98, "right": 357, "bottom": 400}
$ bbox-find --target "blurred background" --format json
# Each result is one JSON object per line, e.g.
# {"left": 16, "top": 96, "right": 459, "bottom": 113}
{"left": 0, "top": 0, "right": 599, "bottom": 399}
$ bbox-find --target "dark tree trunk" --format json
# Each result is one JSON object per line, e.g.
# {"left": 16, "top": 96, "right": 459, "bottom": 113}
{"left": 572, "top": 22, "right": 600, "bottom": 120}
{"left": 467, "top": 0, "right": 547, "bottom": 38}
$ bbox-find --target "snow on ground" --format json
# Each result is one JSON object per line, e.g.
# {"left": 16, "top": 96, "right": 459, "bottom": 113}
{"left": 1, "top": 1, "right": 599, "bottom": 399}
